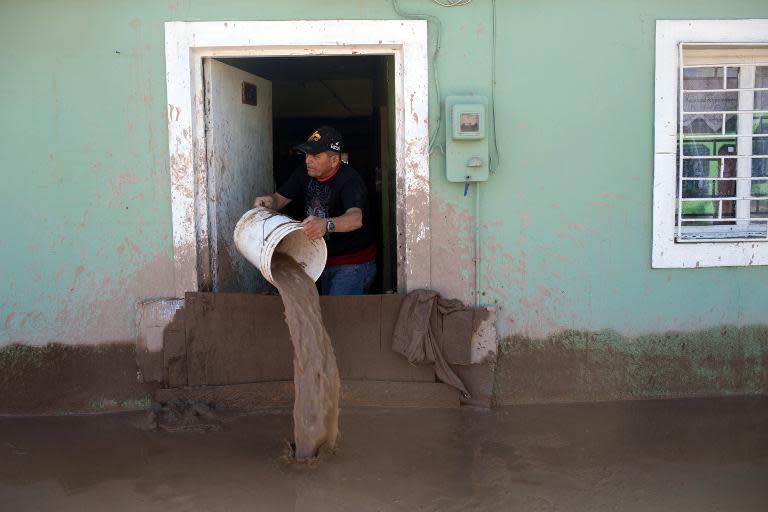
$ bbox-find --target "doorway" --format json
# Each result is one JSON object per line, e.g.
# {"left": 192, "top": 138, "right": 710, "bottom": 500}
{"left": 202, "top": 55, "right": 397, "bottom": 294}
{"left": 164, "top": 20, "right": 431, "bottom": 298}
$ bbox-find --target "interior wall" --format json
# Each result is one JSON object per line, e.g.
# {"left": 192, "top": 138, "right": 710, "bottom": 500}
{"left": 272, "top": 80, "right": 373, "bottom": 118}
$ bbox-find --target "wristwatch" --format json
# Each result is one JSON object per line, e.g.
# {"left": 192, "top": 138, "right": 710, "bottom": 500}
{"left": 326, "top": 218, "right": 335, "bottom": 234}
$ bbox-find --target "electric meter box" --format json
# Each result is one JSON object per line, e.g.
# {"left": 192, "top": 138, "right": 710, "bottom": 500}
{"left": 445, "top": 95, "right": 489, "bottom": 182}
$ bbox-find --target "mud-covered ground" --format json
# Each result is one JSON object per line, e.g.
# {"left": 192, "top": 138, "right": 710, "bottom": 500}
{"left": 1, "top": 397, "right": 766, "bottom": 511}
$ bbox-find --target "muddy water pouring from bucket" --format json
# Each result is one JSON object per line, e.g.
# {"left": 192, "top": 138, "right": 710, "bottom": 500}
{"left": 235, "top": 208, "right": 340, "bottom": 459}
{"left": 271, "top": 253, "right": 340, "bottom": 459}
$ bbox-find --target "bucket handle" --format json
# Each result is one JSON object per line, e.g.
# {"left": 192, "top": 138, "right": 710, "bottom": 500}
{"left": 259, "top": 209, "right": 302, "bottom": 242}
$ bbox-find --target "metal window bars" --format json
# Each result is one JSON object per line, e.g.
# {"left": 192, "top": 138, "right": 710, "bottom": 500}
{"left": 676, "top": 44, "right": 768, "bottom": 242}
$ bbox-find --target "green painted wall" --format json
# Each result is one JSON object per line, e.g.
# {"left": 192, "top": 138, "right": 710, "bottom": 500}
{"left": 481, "top": 1, "right": 768, "bottom": 339}
{"left": 1, "top": 1, "right": 767, "bottom": 366}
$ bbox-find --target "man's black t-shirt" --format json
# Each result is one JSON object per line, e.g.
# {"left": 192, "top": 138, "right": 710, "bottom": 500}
{"left": 277, "top": 163, "right": 374, "bottom": 258}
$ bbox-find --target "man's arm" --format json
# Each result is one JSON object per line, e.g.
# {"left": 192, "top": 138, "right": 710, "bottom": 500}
{"left": 301, "top": 207, "right": 362, "bottom": 240}
{"left": 253, "top": 192, "right": 291, "bottom": 211}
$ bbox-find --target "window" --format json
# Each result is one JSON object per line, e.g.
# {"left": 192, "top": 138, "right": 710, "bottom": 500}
{"left": 678, "top": 48, "right": 768, "bottom": 242}
{"left": 654, "top": 20, "right": 768, "bottom": 268}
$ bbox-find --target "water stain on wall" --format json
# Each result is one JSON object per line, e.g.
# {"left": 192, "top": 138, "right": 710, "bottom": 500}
{"left": 0, "top": 342, "right": 155, "bottom": 415}
{"left": 494, "top": 325, "right": 768, "bottom": 405}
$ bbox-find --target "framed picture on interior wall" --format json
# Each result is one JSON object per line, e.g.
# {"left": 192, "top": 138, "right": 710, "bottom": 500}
{"left": 242, "top": 82, "right": 257, "bottom": 106}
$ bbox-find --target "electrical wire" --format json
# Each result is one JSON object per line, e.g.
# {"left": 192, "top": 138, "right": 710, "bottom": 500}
{"left": 392, "top": 0, "right": 497, "bottom": 169}
{"left": 391, "top": 0, "right": 445, "bottom": 152}
{"left": 489, "top": 0, "right": 500, "bottom": 173}
{"left": 475, "top": 171, "right": 482, "bottom": 307}
{"left": 430, "top": 0, "right": 472, "bottom": 6}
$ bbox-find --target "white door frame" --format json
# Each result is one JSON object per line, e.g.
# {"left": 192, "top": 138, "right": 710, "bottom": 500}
{"left": 164, "top": 20, "right": 431, "bottom": 297}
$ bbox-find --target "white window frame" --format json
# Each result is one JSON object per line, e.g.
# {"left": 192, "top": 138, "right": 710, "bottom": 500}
{"left": 653, "top": 19, "right": 768, "bottom": 268}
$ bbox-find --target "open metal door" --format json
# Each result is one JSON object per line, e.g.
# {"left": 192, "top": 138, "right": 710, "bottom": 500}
{"left": 203, "top": 59, "right": 273, "bottom": 293}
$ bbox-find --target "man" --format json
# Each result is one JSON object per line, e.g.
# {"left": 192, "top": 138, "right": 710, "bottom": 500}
{"left": 253, "top": 126, "right": 376, "bottom": 295}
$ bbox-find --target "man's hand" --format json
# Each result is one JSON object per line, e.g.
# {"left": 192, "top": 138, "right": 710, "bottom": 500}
{"left": 253, "top": 195, "right": 275, "bottom": 209}
{"left": 253, "top": 193, "right": 291, "bottom": 211}
{"left": 301, "top": 215, "right": 328, "bottom": 240}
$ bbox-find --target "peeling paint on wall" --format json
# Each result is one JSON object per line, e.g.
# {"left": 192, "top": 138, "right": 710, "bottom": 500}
{"left": 430, "top": 196, "right": 476, "bottom": 304}
{"left": 1, "top": 252, "right": 174, "bottom": 346}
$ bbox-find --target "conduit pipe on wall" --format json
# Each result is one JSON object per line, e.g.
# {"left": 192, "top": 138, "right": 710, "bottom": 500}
{"left": 475, "top": 181, "right": 482, "bottom": 308}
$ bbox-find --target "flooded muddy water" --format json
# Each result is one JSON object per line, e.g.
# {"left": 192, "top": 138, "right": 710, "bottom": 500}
{"left": 271, "top": 253, "right": 340, "bottom": 460}
{"left": 1, "top": 397, "right": 766, "bottom": 511}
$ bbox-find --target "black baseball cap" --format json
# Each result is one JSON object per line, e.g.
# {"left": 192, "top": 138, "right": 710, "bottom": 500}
{"left": 294, "top": 126, "right": 343, "bottom": 154}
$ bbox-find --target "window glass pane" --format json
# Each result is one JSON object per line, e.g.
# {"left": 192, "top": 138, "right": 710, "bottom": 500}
{"left": 682, "top": 157, "right": 718, "bottom": 178}
{"left": 717, "top": 142, "right": 737, "bottom": 156}
{"left": 682, "top": 138, "right": 736, "bottom": 156}
{"left": 752, "top": 180, "right": 768, "bottom": 198}
{"left": 753, "top": 157, "right": 768, "bottom": 178}
{"left": 680, "top": 200, "right": 718, "bottom": 219}
{"left": 683, "top": 91, "right": 738, "bottom": 112}
{"left": 754, "top": 113, "right": 768, "bottom": 135}
{"left": 682, "top": 142, "right": 709, "bottom": 157}
{"left": 754, "top": 137, "right": 768, "bottom": 156}
{"left": 756, "top": 92, "right": 768, "bottom": 111}
{"left": 752, "top": 199, "right": 768, "bottom": 218}
{"left": 723, "top": 156, "right": 738, "bottom": 177}
{"left": 720, "top": 200, "right": 737, "bottom": 219}
{"left": 682, "top": 66, "right": 738, "bottom": 90}
{"left": 756, "top": 67, "right": 768, "bottom": 110}
{"left": 725, "top": 114, "right": 738, "bottom": 134}
{"left": 682, "top": 113, "right": 737, "bottom": 134}
{"left": 721, "top": 199, "right": 736, "bottom": 218}
{"left": 683, "top": 114, "right": 719, "bottom": 134}
{"left": 682, "top": 179, "right": 735, "bottom": 199}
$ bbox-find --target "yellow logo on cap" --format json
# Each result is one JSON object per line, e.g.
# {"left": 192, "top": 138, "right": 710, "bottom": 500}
{"left": 308, "top": 131, "right": 321, "bottom": 141}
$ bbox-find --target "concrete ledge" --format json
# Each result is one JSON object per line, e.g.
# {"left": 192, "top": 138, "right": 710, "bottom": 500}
{"left": 155, "top": 380, "right": 460, "bottom": 410}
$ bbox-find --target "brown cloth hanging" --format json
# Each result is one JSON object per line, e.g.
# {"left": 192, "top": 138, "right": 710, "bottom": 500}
{"left": 392, "top": 290, "right": 470, "bottom": 397}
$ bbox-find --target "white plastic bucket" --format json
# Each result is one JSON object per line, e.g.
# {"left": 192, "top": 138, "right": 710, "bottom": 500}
{"left": 234, "top": 207, "right": 327, "bottom": 285}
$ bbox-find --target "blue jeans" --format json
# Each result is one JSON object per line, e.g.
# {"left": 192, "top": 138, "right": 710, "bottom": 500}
{"left": 320, "top": 261, "right": 376, "bottom": 296}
